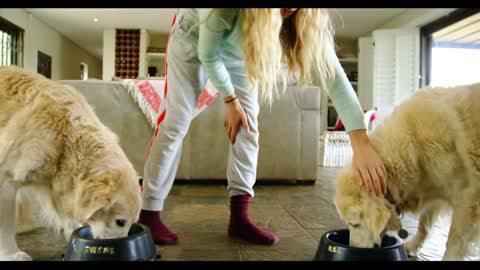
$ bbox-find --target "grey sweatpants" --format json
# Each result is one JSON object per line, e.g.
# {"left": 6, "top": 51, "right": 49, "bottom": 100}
{"left": 142, "top": 11, "right": 259, "bottom": 211}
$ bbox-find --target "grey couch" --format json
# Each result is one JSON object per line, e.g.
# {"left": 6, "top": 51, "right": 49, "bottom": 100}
{"left": 60, "top": 80, "right": 321, "bottom": 183}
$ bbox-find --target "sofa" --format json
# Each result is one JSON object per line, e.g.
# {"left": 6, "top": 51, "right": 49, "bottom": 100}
{"left": 60, "top": 80, "right": 321, "bottom": 183}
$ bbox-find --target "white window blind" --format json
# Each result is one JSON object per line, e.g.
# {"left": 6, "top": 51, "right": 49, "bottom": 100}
{"left": 372, "top": 29, "right": 420, "bottom": 125}
{"left": 0, "top": 16, "right": 24, "bottom": 67}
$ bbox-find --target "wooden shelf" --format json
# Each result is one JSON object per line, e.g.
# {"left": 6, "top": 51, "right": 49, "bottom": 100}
{"left": 339, "top": 57, "right": 358, "bottom": 63}
{"left": 350, "top": 81, "right": 358, "bottom": 85}
{"left": 114, "top": 29, "right": 141, "bottom": 79}
{"left": 147, "top": 53, "right": 166, "bottom": 60}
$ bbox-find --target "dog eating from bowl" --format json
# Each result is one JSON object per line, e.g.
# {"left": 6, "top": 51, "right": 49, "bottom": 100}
{"left": 0, "top": 66, "right": 142, "bottom": 261}
{"left": 334, "top": 83, "right": 480, "bottom": 261}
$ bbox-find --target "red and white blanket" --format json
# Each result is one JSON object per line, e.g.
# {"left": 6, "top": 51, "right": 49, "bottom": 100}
{"left": 120, "top": 79, "right": 220, "bottom": 129}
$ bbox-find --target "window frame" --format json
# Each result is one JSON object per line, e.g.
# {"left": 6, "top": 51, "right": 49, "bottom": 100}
{"left": 0, "top": 16, "right": 25, "bottom": 67}
{"left": 419, "top": 8, "right": 480, "bottom": 87}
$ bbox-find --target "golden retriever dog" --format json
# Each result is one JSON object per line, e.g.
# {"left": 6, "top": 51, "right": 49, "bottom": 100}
{"left": 0, "top": 66, "right": 142, "bottom": 261}
{"left": 335, "top": 83, "right": 480, "bottom": 261}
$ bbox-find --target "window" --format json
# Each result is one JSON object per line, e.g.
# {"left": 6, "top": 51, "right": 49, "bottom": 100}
{"left": 0, "top": 16, "right": 24, "bottom": 67}
{"left": 420, "top": 9, "right": 480, "bottom": 87}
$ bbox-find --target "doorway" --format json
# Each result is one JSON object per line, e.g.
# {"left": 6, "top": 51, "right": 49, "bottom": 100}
{"left": 80, "top": 62, "right": 88, "bottom": 80}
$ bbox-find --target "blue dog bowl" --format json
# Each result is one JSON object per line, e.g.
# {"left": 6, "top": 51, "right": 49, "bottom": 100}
{"left": 64, "top": 223, "right": 158, "bottom": 261}
{"left": 313, "top": 229, "right": 408, "bottom": 261}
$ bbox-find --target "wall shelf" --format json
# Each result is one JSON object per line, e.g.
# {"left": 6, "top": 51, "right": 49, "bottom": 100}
{"left": 146, "top": 52, "right": 166, "bottom": 60}
{"left": 339, "top": 57, "right": 358, "bottom": 63}
{"left": 114, "top": 29, "right": 141, "bottom": 79}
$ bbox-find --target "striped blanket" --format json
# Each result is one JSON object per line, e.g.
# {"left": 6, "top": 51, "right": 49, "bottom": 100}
{"left": 120, "top": 79, "right": 221, "bottom": 129}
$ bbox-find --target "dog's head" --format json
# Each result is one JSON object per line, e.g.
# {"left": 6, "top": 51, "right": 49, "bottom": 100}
{"left": 73, "top": 165, "right": 141, "bottom": 239}
{"left": 334, "top": 167, "right": 401, "bottom": 248}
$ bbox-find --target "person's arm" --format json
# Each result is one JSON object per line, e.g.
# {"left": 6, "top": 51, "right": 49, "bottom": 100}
{"left": 327, "top": 53, "right": 365, "bottom": 133}
{"left": 197, "top": 9, "right": 235, "bottom": 99}
{"left": 328, "top": 53, "right": 370, "bottom": 148}
{"left": 327, "top": 47, "right": 387, "bottom": 197}
{"left": 197, "top": 9, "right": 249, "bottom": 144}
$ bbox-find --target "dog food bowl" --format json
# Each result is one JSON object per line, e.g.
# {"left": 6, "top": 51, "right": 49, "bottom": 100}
{"left": 64, "top": 223, "right": 158, "bottom": 261}
{"left": 313, "top": 229, "right": 408, "bottom": 261}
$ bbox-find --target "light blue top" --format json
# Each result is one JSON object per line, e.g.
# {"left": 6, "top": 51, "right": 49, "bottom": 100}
{"left": 180, "top": 8, "right": 365, "bottom": 132}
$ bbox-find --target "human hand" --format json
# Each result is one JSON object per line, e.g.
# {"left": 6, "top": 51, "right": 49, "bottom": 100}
{"left": 224, "top": 96, "right": 250, "bottom": 144}
{"left": 349, "top": 130, "right": 387, "bottom": 197}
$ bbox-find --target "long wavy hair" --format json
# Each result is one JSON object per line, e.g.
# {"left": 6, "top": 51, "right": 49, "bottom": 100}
{"left": 196, "top": 9, "right": 336, "bottom": 106}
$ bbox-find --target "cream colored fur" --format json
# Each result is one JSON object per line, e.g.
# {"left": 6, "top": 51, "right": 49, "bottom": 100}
{"left": 0, "top": 67, "right": 142, "bottom": 261}
{"left": 335, "top": 83, "right": 480, "bottom": 261}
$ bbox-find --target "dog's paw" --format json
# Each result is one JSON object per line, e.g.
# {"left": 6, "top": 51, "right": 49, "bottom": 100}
{"left": 0, "top": 251, "right": 33, "bottom": 261}
{"left": 404, "top": 239, "right": 421, "bottom": 257}
{"left": 12, "top": 251, "right": 32, "bottom": 261}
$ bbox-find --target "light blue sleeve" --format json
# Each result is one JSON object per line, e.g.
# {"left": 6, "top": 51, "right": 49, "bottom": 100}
{"left": 328, "top": 50, "right": 366, "bottom": 132}
{"left": 197, "top": 9, "right": 235, "bottom": 98}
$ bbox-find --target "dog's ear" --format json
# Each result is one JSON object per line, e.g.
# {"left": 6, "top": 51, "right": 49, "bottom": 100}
{"left": 74, "top": 170, "right": 121, "bottom": 223}
{"left": 386, "top": 205, "right": 402, "bottom": 232}
{"left": 367, "top": 204, "right": 391, "bottom": 244}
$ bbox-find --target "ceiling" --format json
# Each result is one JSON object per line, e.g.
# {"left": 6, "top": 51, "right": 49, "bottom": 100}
{"left": 329, "top": 9, "right": 406, "bottom": 37}
{"left": 27, "top": 8, "right": 407, "bottom": 60}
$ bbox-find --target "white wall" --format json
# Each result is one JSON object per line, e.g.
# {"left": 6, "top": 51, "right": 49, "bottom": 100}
{"left": 102, "top": 29, "right": 115, "bottom": 80}
{"left": 358, "top": 37, "right": 374, "bottom": 110}
{"left": 139, "top": 29, "right": 150, "bottom": 78}
{"left": 0, "top": 8, "right": 102, "bottom": 80}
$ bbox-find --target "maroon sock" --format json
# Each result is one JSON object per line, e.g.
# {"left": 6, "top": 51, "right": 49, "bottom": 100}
{"left": 228, "top": 194, "right": 279, "bottom": 245}
{"left": 138, "top": 209, "right": 178, "bottom": 245}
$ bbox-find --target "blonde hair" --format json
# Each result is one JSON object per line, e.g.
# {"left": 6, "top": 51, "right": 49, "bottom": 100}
{"left": 279, "top": 9, "right": 336, "bottom": 93}
{"left": 195, "top": 9, "right": 336, "bottom": 106}
{"left": 242, "top": 9, "right": 285, "bottom": 106}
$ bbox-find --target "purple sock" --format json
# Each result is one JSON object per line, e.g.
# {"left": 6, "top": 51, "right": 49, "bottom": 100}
{"left": 228, "top": 195, "right": 279, "bottom": 245}
{"left": 138, "top": 209, "right": 178, "bottom": 245}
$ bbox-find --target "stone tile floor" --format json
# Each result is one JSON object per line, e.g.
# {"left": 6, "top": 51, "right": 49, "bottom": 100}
{"left": 17, "top": 167, "right": 449, "bottom": 261}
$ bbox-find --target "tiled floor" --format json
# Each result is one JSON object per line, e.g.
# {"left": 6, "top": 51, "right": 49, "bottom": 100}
{"left": 17, "top": 167, "right": 450, "bottom": 261}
